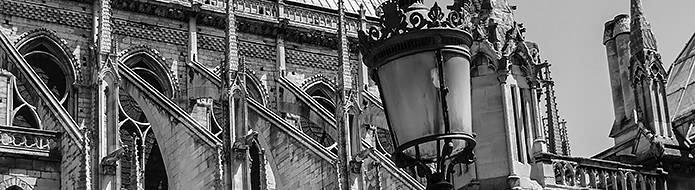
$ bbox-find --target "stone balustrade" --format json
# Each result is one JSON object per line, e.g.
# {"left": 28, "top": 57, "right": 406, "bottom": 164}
{"left": 0, "top": 125, "right": 59, "bottom": 157}
{"left": 538, "top": 153, "right": 667, "bottom": 190}
{"left": 235, "top": 0, "right": 278, "bottom": 20}
{"left": 284, "top": 5, "right": 339, "bottom": 30}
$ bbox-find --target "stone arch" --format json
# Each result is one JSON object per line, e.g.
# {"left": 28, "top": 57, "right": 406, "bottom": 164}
{"left": 118, "top": 66, "right": 222, "bottom": 189}
{"left": 119, "top": 46, "right": 175, "bottom": 97}
{"left": 143, "top": 129, "right": 168, "bottom": 190}
{"left": 302, "top": 75, "right": 337, "bottom": 112}
{"left": 15, "top": 29, "right": 78, "bottom": 114}
{"left": 245, "top": 69, "right": 268, "bottom": 105}
{"left": 15, "top": 28, "right": 79, "bottom": 83}
{"left": 0, "top": 177, "right": 34, "bottom": 190}
{"left": 6, "top": 186, "right": 23, "bottom": 190}
{"left": 252, "top": 132, "right": 282, "bottom": 189}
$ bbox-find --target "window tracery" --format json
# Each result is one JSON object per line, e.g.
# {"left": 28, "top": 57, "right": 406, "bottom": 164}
{"left": 114, "top": 53, "right": 171, "bottom": 190}
{"left": 11, "top": 77, "right": 40, "bottom": 129}
{"left": 17, "top": 36, "right": 76, "bottom": 115}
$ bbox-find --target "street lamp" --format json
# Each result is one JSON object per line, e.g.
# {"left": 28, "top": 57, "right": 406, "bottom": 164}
{"left": 359, "top": 0, "right": 476, "bottom": 189}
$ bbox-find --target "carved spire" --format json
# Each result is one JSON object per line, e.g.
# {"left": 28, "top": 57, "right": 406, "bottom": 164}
{"left": 628, "top": 0, "right": 672, "bottom": 145}
{"left": 630, "top": 0, "right": 658, "bottom": 53}
{"left": 540, "top": 61, "right": 570, "bottom": 156}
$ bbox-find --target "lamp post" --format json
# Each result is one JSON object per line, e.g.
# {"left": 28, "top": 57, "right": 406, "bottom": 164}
{"left": 358, "top": 0, "right": 476, "bottom": 189}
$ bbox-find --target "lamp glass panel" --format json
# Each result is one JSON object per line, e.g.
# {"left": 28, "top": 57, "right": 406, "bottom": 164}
{"left": 377, "top": 50, "right": 472, "bottom": 160}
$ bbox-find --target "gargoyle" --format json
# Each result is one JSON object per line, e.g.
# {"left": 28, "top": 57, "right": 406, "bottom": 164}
{"left": 100, "top": 147, "right": 124, "bottom": 175}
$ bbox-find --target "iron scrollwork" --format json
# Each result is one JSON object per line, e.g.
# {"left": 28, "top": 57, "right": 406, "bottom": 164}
{"left": 359, "top": 0, "right": 473, "bottom": 52}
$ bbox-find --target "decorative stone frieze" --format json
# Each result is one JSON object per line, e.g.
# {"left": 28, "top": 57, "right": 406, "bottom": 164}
{"left": 286, "top": 49, "right": 339, "bottom": 70}
{"left": 113, "top": 19, "right": 188, "bottom": 46}
{"left": 0, "top": 1, "right": 91, "bottom": 29}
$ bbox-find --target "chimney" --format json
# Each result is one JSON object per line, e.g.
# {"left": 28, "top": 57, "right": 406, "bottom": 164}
{"left": 604, "top": 14, "right": 636, "bottom": 137}
{"left": 603, "top": 17, "right": 626, "bottom": 128}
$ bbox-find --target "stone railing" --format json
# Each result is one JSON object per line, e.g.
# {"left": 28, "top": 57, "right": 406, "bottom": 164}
{"left": 195, "top": 0, "right": 227, "bottom": 12}
{"left": 0, "top": 125, "right": 59, "bottom": 157}
{"left": 284, "top": 5, "right": 339, "bottom": 31}
{"left": 538, "top": 153, "right": 667, "bottom": 190}
{"left": 234, "top": 0, "right": 278, "bottom": 20}
{"left": 346, "top": 18, "right": 360, "bottom": 36}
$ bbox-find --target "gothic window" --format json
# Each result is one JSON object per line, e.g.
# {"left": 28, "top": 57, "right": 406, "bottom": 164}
{"left": 5, "top": 186, "right": 22, "bottom": 190}
{"left": 18, "top": 38, "right": 75, "bottom": 115}
{"left": 122, "top": 53, "right": 174, "bottom": 97}
{"left": 115, "top": 53, "right": 171, "bottom": 190}
{"left": 300, "top": 81, "right": 337, "bottom": 151}
{"left": 305, "top": 82, "right": 336, "bottom": 113}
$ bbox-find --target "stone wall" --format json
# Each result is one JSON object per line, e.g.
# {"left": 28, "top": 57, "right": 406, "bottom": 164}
{"left": 0, "top": 157, "right": 60, "bottom": 190}
{"left": 248, "top": 105, "right": 339, "bottom": 189}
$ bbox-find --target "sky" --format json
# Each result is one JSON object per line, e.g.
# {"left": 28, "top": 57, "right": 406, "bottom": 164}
{"left": 510, "top": 0, "right": 695, "bottom": 157}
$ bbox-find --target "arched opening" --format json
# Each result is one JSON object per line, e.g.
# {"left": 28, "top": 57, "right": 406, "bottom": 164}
{"left": 246, "top": 75, "right": 264, "bottom": 105}
{"left": 18, "top": 37, "right": 76, "bottom": 114}
{"left": 121, "top": 53, "right": 173, "bottom": 97}
{"left": 305, "top": 82, "right": 336, "bottom": 113}
{"left": 118, "top": 101, "right": 169, "bottom": 190}
{"left": 5, "top": 186, "right": 22, "bottom": 190}
{"left": 119, "top": 120, "right": 140, "bottom": 189}
{"left": 250, "top": 142, "right": 263, "bottom": 190}
{"left": 145, "top": 139, "right": 168, "bottom": 190}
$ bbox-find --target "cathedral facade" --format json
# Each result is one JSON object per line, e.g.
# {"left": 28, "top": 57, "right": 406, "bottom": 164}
{"left": 0, "top": 0, "right": 692, "bottom": 189}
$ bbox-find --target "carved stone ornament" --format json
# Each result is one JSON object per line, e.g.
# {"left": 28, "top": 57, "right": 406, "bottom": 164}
{"left": 100, "top": 148, "right": 125, "bottom": 175}
{"left": 358, "top": 0, "right": 472, "bottom": 53}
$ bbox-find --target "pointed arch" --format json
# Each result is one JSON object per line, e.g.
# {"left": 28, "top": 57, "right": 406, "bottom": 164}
{"left": 248, "top": 134, "right": 279, "bottom": 190}
{"left": 302, "top": 75, "right": 337, "bottom": 113}
{"left": 0, "top": 176, "right": 34, "bottom": 190}
{"left": 119, "top": 46, "right": 175, "bottom": 97}
{"left": 245, "top": 69, "right": 268, "bottom": 105}
{"left": 15, "top": 29, "right": 78, "bottom": 114}
{"left": 11, "top": 76, "right": 41, "bottom": 129}
{"left": 15, "top": 28, "right": 79, "bottom": 83}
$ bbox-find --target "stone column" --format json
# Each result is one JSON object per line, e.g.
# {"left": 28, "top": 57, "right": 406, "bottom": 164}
{"left": 223, "top": 0, "right": 248, "bottom": 189}
{"left": 528, "top": 83, "right": 547, "bottom": 156}
{"left": 93, "top": 0, "right": 120, "bottom": 188}
{"left": 188, "top": 4, "right": 199, "bottom": 63}
{"left": 96, "top": 69, "right": 120, "bottom": 190}
{"left": 497, "top": 61, "right": 520, "bottom": 188}
{"left": 336, "top": 0, "right": 354, "bottom": 188}
{"left": 274, "top": 0, "right": 286, "bottom": 111}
